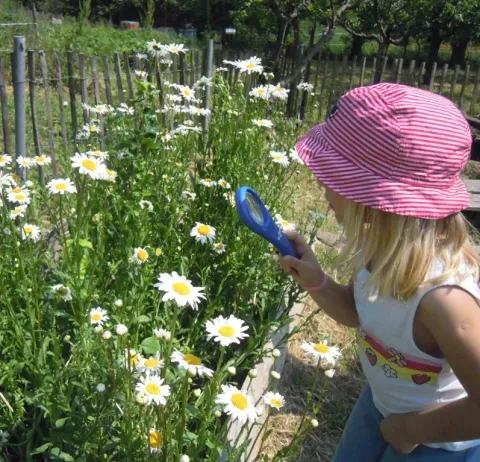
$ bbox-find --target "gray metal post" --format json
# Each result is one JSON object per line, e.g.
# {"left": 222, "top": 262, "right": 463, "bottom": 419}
{"left": 202, "top": 39, "right": 214, "bottom": 135}
{"left": 12, "top": 36, "right": 26, "bottom": 182}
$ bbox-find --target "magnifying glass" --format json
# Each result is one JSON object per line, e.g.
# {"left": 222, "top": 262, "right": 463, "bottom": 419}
{"left": 235, "top": 186, "right": 300, "bottom": 258}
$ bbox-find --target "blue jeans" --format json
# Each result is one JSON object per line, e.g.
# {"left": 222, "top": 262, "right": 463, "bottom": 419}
{"left": 333, "top": 385, "right": 480, "bottom": 461}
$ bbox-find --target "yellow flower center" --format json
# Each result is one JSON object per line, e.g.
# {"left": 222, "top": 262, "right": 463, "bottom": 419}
{"left": 197, "top": 225, "right": 211, "bottom": 236}
{"left": 55, "top": 183, "right": 67, "bottom": 190}
{"left": 314, "top": 344, "right": 329, "bottom": 353}
{"left": 215, "top": 244, "right": 224, "bottom": 250}
{"left": 231, "top": 393, "right": 248, "bottom": 410}
{"left": 89, "top": 125, "right": 97, "bottom": 131}
{"left": 274, "top": 156, "right": 281, "bottom": 160}
{"left": 24, "top": 226, "right": 33, "bottom": 234}
{"left": 183, "top": 89, "right": 191, "bottom": 97}
{"left": 144, "top": 358, "right": 159, "bottom": 368}
{"left": 13, "top": 174, "right": 20, "bottom": 183}
{"left": 205, "top": 178, "right": 212, "bottom": 182}
{"left": 172, "top": 282, "right": 191, "bottom": 296}
{"left": 12, "top": 187, "right": 21, "bottom": 193}
{"left": 96, "top": 106, "right": 103, "bottom": 111}
{"left": 270, "top": 398, "right": 282, "bottom": 408}
{"left": 13, "top": 207, "right": 21, "bottom": 215}
{"left": 155, "top": 248, "right": 163, "bottom": 256}
{"left": 246, "top": 63, "right": 256, "bottom": 69}
{"left": 258, "top": 89, "right": 266, "bottom": 94}
{"left": 184, "top": 354, "right": 201, "bottom": 365}
{"left": 275, "top": 87, "right": 284, "bottom": 92}
{"left": 282, "top": 220, "right": 290, "bottom": 226}
{"left": 81, "top": 159, "right": 97, "bottom": 171}
{"left": 15, "top": 193, "right": 26, "bottom": 201}
{"left": 21, "top": 160, "right": 29, "bottom": 166}
{"left": 149, "top": 431, "right": 163, "bottom": 448}
{"left": 171, "top": 47, "right": 178, "bottom": 52}
{"left": 137, "top": 249, "right": 148, "bottom": 261}
{"left": 0, "top": 156, "right": 4, "bottom": 162}
{"left": 91, "top": 313, "right": 102, "bottom": 321}
{"left": 219, "top": 326, "right": 235, "bottom": 337}
{"left": 106, "top": 169, "right": 115, "bottom": 177}
{"left": 146, "top": 383, "right": 161, "bottom": 395}
{"left": 36, "top": 156, "right": 45, "bottom": 162}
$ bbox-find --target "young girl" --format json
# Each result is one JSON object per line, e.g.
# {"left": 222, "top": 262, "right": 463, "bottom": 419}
{"left": 279, "top": 83, "right": 480, "bottom": 461}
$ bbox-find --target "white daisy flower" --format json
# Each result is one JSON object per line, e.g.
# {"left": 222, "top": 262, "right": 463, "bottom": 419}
{"left": 137, "top": 353, "right": 164, "bottom": 373}
{"left": 269, "top": 84, "right": 289, "bottom": 100}
{"left": 213, "top": 243, "right": 226, "bottom": 254}
{"left": 199, "top": 178, "right": 216, "bottom": 187}
{"left": 171, "top": 349, "right": 214, "bottom": 377}
{"left": 186, "top": 105, "right": 211, "bottom": 116}
{"left": 139, "top": 200, "right": 154, "bottom": 211}
{"left": 115, "top": 324, "right": 128, "bottom": 336}
{"left": 223, "top": 192, "right": 236, "bottom": 207}
{"left": 102, "top": 169, "right": 117, "bottom": 182}
{"left": 71, "top": 153, "right": 106, "bottom": 180}
{"left": 270, "top": 151, "right": 290, "bottom": 167}
{"left": 17, "top": 156, "right": 33, "bottom": 169}
{"left": 46, "top": 178, "right": 77, "bottom": 195}
{"left": 153, "top": 328, "right": 171, "bottom": 340}
{"left": 86, "top": 150, "right": 108, "bottom": 160}
{"left": 10, "top": 205, "right": 27, "bottom": 219}
{"left": 160, "top": 133, "right": 173, "bottom": 143}
{"left": 301, "top": 340, "right": 341, "bottom": 366}
{"left": 0, "top": 154, "right": 12, "bottom": 167}
{"left": 34, "top": 155, "right": 51, "bottom": 165}
{"left": 22, "top": 223, "right": 41, "bottom": 242}
{"left": 263, "top": 391, "right": 285, "bottom": 410}
{"left": 90, "top": 307, "right": 109, "bottom": 326}
{"left": 217, "top": 179, "right": 231, "bottom": 189}
{"left": 116, "top": 103, "right": 134, "bottom": 115}
{"left": 135, "top": 374, "right": 171, "bottom": 406}
{"left": 90, "top": 104, "right": 111, "bottom": 115}
{"left": 193, "top": 76, "right": 213, "bottom": 88}
{"left": 164, "top": 43, "right": 187, "bottom": 54}
{"left": 132, "top": 247, "right": 149, "bottom": 264}
{"left": 275, "top": 216, "right": 295, "bottom": 232}
{"left": 205, "top": 314, "right": 249, "bottom": 347}
{"left": 147, "top": 428, "right": 163, "bottom": 453}
{"left": 166, "top": 94, "right": 183, "bottom": 103}
{"left": 253, "top": 119, "right": 274, "bottom": 128}
{"left": 237, "top": 56, "right": 263, "bottom": 75}
{"left": 7, "top": 187, "right": 30, "bottom": 205}
{"left": 125, "top": 348, "right": 141, "bottom": 369}
{"left": 190, "top": 223, "right": 216, "bottom": 244}
{"left": 181, "top": 190, "right": 197, "bottom": 201}
{"left": 288, "top": 147, "right": 305, "bottom": 164}
{"left": 136, "top": 53, "right": 148, "bottom": 60}
{"left": 176, "top": 85, "right": 195, "bottom": 101}
{"left": 249, "top": 85, "right": 271, "bottom": 100}
{"left": 51, "top": 284, "right": 72, "bottom": 301}
{"left": 154, "top": 271, "right": 206, "bottom": 310}
{"left": 0, "top": 172, "right": 15, "bottom": 188}
{"left": 215, "top": 384, "right": 258, "bottom": 424}
{"left": 297, "top": 82, "right": 314, "bottom": 92}
{"left": 135, "top": 70, "right": 148, "bottom": 79}
{"left": 215, "top": 66, "right": 229, "bottom": 72}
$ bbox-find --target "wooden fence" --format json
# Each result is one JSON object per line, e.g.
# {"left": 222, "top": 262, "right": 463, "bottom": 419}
{"left": 1, "top": 39, "right": 480, "bottom": 175}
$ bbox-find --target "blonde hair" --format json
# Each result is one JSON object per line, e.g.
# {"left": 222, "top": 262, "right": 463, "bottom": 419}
{"left": 336, "top": 198, "right": 480, "bottom": 300}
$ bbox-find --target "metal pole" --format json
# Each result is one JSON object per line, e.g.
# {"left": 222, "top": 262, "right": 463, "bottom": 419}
{"left": 202, "top": 39, "right": 214, "bottom": 136}
{"left": 12, "top": 36, "right": 26, "bottom": 182}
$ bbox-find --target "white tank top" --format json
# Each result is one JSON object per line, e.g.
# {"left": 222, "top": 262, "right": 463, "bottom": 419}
{"left": 355, "top": 258, "right": 480, "bottom": 451}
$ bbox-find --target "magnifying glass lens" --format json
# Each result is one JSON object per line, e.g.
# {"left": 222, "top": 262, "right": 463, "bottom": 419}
{"left": 245, "top": 192, "right": 265, "bottom": 226}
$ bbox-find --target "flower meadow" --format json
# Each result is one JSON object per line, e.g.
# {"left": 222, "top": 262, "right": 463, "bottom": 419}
{"left": 0, "top": 44, "right": 337, "bottom": 461}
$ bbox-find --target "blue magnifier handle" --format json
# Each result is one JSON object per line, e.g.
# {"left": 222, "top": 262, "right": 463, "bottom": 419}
{"left": 235, "top": 186, "right": 300, "bottom": 259}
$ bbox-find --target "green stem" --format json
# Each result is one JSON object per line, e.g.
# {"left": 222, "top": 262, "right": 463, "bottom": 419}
{"left": 177, "top": 372, "right": 190, "bottom": 452}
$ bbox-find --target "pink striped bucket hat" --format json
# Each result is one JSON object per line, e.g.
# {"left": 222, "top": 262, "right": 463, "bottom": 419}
{"left": 295, "top": 83, "right": 472, "bottom": 219}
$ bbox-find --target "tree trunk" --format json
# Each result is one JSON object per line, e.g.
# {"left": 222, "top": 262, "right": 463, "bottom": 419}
{"left": 286, "top": 18, "right": 300, "bottom": 118}
{"left": 450, "top": 27, "right": 471, "bottom": 67}
{"left": 423, "top": 28, "right": 442, "bottom": 85}
{"left": 374, "top": 40, "right": 387, "bottom": 84}
{"left": 349, "top": 35, "right": 365, "bottom": 58}
{"left": 271, "top": 20, "right": 290, "bottom": 77}
{"left": 299, "top": 20, "right": 316, "bottom": 121}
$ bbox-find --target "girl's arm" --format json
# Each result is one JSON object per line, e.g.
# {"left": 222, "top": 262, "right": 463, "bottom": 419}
{"left": 382, "top": 286, "right": 480, "bottom": 451}
{"left": 278, "top": 231, "right": 359, "bottom": 328}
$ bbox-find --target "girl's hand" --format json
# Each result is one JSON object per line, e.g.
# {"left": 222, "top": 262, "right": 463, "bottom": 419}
{"left": 380, "top": 413, "right": 418, "bottom": 455}
{"left": 277, "top": 231, "right": 326, "bottom": 289}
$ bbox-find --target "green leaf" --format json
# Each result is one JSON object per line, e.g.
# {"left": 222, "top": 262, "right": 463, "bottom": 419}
{"left": 139, "top": 336, "right": 159, "bottom": 355}
{"left": 186, "top": 404, "right": 201, "bottom": 419}
{"left": 51, "top": 447, "right": 74, "bottom": 461}
{"left": 30, "top": 442, "right": 53, "bottom": 455}
{"left": 136, "top": 315, "right": 151, "bottom": 324}
{"left": 183, "top": 431, "right": 198, "bottom": 444}
{"left": 78, "top": 239, "right": 94, "bottom": 250}
{"left": 55, "top": 418, "right": 69, "bottom": 428}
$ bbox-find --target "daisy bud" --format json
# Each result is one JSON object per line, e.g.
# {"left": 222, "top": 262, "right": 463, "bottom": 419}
{"left": 71, "top": 208, "right": 76, "bottom": 214}
{"left": 63, "top": 335, "right": 71, "bottom": 343}
{"left": 114, "top": 299, "right": 123, "bottom": 308}
{"left": 25, "top": 180, "right": 34, "bottom": 188}
{"left": 325, "top": 369, "right": 336, "bottom": 378}
{"left": 180, "top": 456, "right": 190, "bottom": 462}
{"left": 135, "top": 392, "right": 148, "bottom": 405}
{"left": 116, "top": 324, "right": 128, "bottom": 336}
{"left": 102, "top": 330, "right": 112, "bottom": 340}
{"left": 92, "top": 294, "right": 100, "bottom": 300}
{"left": 96, "top": 383, "right": 106, "bottom": 392}
{"left": 227, "top": 366, "right": 236, "bottom": 376}
{"left": 310, "top": 418, "right": 319, "bottom": 428}
{"left": 92, "top": 214, "right": 100, "bottom": 224}
{"left": 155, "top": 248, "right": 163, "bottom": 256}
{"left": 214, "top": 410, "right": 222, "bottom": 418}
{"left": 193, "top": 388, "right": 201, "bottom": 397}
{"left": 248, "top": 369, "right": 258, "bottom": 378}
{"left": 271, "top": 371, "right": 281, "bottom": 380}
{"left": 94, "top": 326, "right": 103, "bottom": 334}
{"left": 256, "top": 405, "right": 264, "bottom": 416}
{"left": 272, "top": 349, "right": 281, "bottom": 358}
{"left": 188, "top": 366, "right": 197, "bottom": 377}
{"left": 188, "top": 378, "right": 193, "bottom": 384}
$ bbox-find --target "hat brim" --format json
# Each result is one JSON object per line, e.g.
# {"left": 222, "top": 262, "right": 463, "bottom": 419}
{"left": 296, "top": 123, "right": 470, "bottom": 219}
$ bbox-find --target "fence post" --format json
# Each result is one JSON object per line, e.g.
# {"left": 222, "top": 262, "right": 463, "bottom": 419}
{"left": 203, "top": 40, "right": 214, "bottom": 135}
{"left": 32, "top": 3, "right": 39, "bottom": 39}
{"left": 12, "top": 36, "right": 26, "bottom": 182}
